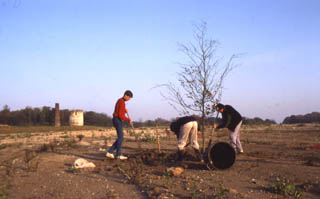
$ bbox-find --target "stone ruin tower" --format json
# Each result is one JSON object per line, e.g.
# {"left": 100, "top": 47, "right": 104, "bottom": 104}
{"left": 69, "top": 110, "right": 84, "bottom": 126}
{"left": 55, "top": 103, "right": 61, "bottom": 127}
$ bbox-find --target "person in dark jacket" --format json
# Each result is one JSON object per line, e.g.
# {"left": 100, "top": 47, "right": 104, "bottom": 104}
{"left": 214, "top": 103, "right": 244, "bottom": 153}
{"left": 170, "top": 116, "right": 202, "bottom": 161}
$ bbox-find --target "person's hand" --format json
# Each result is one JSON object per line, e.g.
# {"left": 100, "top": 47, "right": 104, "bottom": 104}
{"left": 125, "top": 109, "right": 128, "bottom": 113}
{"left": 197, "top": 131, "right": 201, "bottom": 135}
{"left": 129, "top": 120, "right": 134, "bottom": 127}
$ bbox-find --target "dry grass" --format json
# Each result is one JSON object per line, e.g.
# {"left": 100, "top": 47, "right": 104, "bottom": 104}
{"left": 0, "top": 123, "right": 320, "bottom": 198}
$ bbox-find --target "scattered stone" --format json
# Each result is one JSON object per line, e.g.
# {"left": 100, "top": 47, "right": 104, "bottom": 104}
{"left": 154, "top": 187, "right": 163, "bottom": 194}
{"left": 228, "top": 188, "right": 238, "bottom": 194}
{"left": 167, "top": 167, "right": 184, "bottom": 176}
{"left": 157, "top": 193, "right": 170, "bottom": 199}
{"left": 303, "top": 184, "right": 313, "bottom": 191}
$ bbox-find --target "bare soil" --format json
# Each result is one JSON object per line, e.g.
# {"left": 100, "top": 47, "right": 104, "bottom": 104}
{"left": 1, "top": 124, "right": 320, "bottom": 199}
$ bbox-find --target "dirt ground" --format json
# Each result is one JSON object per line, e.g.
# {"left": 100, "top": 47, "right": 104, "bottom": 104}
{"left": 0, "top": 124, "right": 320, "bottom": 199}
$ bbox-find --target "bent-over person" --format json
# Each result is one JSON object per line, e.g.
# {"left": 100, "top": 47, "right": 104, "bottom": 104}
{"left": 170, "top": 116, "right": 202, "bottom": 161}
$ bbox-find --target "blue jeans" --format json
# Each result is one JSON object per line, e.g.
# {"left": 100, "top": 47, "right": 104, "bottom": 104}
{"left": 108, "top": 117, "right": 124, "bottom": 157}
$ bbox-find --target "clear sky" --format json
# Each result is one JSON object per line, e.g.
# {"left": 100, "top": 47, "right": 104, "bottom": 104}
{"left": 0, "top": 0, "right": 319, "bottom": 123}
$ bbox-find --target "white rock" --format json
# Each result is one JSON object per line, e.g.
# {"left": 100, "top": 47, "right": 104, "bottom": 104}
{"left": 73, "top": 158, "right": 96, "bottom": 168}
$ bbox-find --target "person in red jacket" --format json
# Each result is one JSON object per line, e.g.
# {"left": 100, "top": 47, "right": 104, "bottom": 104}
{"left": 106, "top": 90, "right": 133, "bottom": 160}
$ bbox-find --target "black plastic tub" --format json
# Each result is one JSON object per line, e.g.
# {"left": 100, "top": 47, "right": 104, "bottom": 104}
{"left": 204, "top": 142, "right": 236, "bottom": 170}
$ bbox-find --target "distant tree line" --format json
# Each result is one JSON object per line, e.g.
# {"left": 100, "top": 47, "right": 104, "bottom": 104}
{"left": 282, "top": 112, "right": 320, "bottom": 124}
{"left": 84, "top": 111, "right": 113, "bottom": 126}
{"left": 133, "top": 116, "right": 277, "bottom": 127}
{"left": 0, "top": 105, "right": 278, "bottom": 127}
{"left": 0, "top": 105, "right": 113, "bottom": 126}
{"left": 202, "top": 116, "right": 276, "bottom": 126}
{"left": 0, "top": 105, "right": 62, "bottom": 126}
{"left": 133, "top": 118, "right": 172, "bottom": 128}
{"left": 0, "top": 105, "right": 172, "bottom": 127}
{"left": 242, "top": 117, "right": 276, "bottom": 125}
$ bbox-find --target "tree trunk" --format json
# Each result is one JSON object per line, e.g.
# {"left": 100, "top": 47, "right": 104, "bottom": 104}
{"left": 201, "top": 114, "right": 206, "bottom": 153}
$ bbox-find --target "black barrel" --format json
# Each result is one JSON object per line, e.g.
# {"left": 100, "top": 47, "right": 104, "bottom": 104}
{"left": 204, "top": 142, "right": 236, "bottom": 170}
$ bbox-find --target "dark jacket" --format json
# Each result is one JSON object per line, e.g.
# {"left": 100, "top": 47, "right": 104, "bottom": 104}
{"left": 217, "top": 105, "right": 242, "bottom": 131}
{"left": 170, "top": 116, "right": 200, "bottom": 138}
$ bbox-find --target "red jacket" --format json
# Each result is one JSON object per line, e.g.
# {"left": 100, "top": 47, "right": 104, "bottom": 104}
{"left": 113, "top": 98, "right": 130, "bottom": 121}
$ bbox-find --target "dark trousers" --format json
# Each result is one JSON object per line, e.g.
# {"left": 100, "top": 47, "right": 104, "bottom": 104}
{"left": 108, "top": 117, "right": 123, "bottom": 157}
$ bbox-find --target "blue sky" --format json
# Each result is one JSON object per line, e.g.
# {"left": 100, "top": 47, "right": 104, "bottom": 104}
{"left": 0, "top": 0, "right": 319, "bottom": 123}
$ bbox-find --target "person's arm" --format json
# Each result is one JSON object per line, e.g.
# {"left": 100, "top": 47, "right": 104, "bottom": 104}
{"left": 197, "top": 121, "right": 202, "bottom": 135}
{"left": 224, "top": 115, "right": 232, "bottom": 129}
{"left": 126, "top": 112, "right": 134, "bottom": 127}
{"left": 170, "top": 121, "right": 180, "bottom": 138}
{"left": 217, "top": 114, "right": 231, "bottom": 129}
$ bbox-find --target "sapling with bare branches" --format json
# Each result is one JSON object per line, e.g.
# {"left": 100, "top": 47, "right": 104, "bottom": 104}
{"left": 157, "top": 21, "right": 240, "bottom": 151}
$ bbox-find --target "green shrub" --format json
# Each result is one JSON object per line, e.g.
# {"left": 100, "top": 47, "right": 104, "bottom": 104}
{"left": 0, "top": 144, "right": 7, "bottom": 150}
{"left": 269, "top": 177, "right": 302, "bottom": 198}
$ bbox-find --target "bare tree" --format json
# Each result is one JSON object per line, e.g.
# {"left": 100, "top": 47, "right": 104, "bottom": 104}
{"left": 158, "top": 21, "right": 240, "bottom": 151}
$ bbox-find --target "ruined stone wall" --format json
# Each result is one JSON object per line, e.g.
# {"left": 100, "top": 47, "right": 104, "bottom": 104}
{"left": 55, "top": 103, "right": 61, "bottom": 127}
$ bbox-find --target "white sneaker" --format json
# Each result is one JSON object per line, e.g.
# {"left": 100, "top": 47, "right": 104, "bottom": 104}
{"left": 106, "top": 152, "right": 114, "bottom": 159}
{"left": 117, "top": 155, "right": 128, "bottom": 160}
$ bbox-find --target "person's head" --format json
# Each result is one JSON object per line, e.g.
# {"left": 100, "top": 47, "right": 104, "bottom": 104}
{"left": 170, "top": 121, "right": 179, "bottom": 138}
{"left": 123, "top": 90, "right": 133, "bottom": 101}
{"left": 170, "top": 121, "right": 177, "bottom": 132}
{"left": 215, "top": 103, "right": 225, "bottom": 113}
